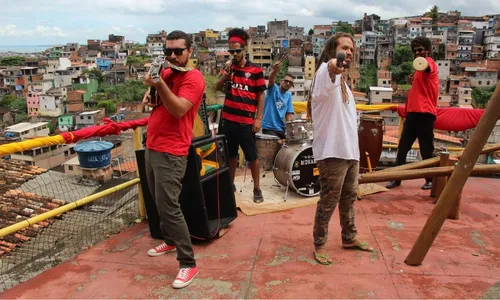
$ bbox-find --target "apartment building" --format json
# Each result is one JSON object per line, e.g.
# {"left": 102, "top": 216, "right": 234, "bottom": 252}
{"left": 5, "top": 122, "right": 50, "bottom": 140}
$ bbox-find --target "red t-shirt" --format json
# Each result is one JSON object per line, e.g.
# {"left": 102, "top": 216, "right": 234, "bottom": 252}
{"left": 406, "top": 57, "right": 439, "bottom": 116}
{"left": 146, "top": 68, "right": 205, "bottom": 156}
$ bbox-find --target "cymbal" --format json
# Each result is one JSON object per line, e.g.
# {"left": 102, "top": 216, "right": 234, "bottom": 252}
{"left": 413, "top": 57, "right": 428, "bottom": 71}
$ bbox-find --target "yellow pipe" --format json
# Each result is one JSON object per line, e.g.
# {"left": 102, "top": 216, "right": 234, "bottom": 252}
{"left": 133, "top": 128, "right": 146, "bottom": 221}
{"left": 365, "top": 151, "right": 373, "bottom": 172}
{"left": 0, "top": 178, "right": 140, "bottom": 239}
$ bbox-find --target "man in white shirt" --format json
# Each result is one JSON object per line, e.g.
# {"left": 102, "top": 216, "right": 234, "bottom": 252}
{"left": 308, "top": 32, "right": 373, "bottom": 265}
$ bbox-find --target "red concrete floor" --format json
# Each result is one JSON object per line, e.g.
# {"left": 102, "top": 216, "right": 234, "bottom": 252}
{"left": 1, "top": 176, "right": 500, "bottom": 299}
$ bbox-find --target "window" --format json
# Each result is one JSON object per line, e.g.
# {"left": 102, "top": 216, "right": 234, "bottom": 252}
{"left": 68, "top": 165, "right": 73, "bottom": 171}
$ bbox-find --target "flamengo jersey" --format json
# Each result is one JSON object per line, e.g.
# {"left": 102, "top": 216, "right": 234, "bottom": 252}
{"left": 221, "top": 60, "right": 267, "bottom": 125}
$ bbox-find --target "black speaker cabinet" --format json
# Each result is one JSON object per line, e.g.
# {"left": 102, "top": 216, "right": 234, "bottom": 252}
{"left": 135, "top": 149, "right": 163, "bottom": 240}
{"left": 135, "top": 134, "right": 237, "bottom": 241}
{"left": 179, "top": 134, "right": 238, "bottom": 239}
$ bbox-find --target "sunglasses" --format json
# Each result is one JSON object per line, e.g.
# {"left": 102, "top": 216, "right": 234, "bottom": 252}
{"left": 283, "top": 79, "right": 294, "bottom": 86}
{"left": 228, "top": 49, "right": 243, "bottom": 54}
{"left": 413, "top": 47, "right": 426, "bottom": 53}
{"left": 163, "top": 47, "right": 186, "bottom": 56}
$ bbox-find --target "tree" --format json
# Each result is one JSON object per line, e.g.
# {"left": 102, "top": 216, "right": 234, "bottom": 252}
{"left": 0, "top": 56, "right": 24, "bottom": 66}
{"left": 0, "top": 94, "right": 18, "bottom": 107}
{"left": 308, "top": 29, "right": 314, "bottom": 36}
{"left": 274, "top": 58, "right": 289, "bottom": 84}
{"left": 97, "top": 100, "right": 117, "bottom": 115}
{"left": 389, "top": 45, "right": 414, "bottom": 84}
{"left": 82, "top": 68, "right": 104, "bottom": 84}
{"left": 9, "top": 97, "right": 28, "bottom": 123}
{"left": 126, "top": 55, "right": 150, "bottom": 75}
{"left": 99, "top": 80, "right": 148, "bottom": 103}
{"left": 357, "top": 63, "right": 377, "bottom": 94}
{"left": 425, "top": 5, "right": 440, "bottom": 29}
{"left": 472, "top": 86, "right": 495, "bottom": 108}
{"left": 336, "top": 21, "right": 354, "bottom": 35}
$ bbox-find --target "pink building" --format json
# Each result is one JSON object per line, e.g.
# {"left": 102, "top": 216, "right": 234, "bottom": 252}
{"left": 26, "top": 92, "right": 41, "bottom": 117}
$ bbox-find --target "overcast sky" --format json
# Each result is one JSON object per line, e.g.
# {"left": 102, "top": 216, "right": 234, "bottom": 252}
{"left": 0, "top": 0, "right": 499, "bottom": 45}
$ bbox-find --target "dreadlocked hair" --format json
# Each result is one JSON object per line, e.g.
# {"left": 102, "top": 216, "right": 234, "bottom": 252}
{"left": 307, "top": 32, "right": 355, "bottom": 119}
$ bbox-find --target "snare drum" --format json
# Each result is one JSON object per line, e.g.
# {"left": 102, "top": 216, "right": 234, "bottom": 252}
{"left": 285, "top": 120, "right": 314, "bottom": 144}
{"left": 256, "top": 133, "right": 281, "bottom": 171}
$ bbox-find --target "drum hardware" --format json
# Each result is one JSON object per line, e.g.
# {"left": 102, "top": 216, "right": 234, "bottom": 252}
{"left": 239, "top": 160, "right": 248, "bottom": 193}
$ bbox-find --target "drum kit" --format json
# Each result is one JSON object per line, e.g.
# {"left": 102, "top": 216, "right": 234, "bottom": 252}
{"left": 256, "top": 119, "right": 319, "bottom": 200}
{"left": 255, "top": 113, "right": 385, "bottom": 201}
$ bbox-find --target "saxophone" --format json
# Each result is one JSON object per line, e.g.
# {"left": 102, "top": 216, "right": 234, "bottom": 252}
{"left": 144, "top": 56, "right": 193, "bottom": 107}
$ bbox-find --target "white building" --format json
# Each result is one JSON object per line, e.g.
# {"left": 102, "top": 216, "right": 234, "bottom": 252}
{"left": 5, "top": 122, "right": 50, "bottom": 140}
{"left": 369, "top": 86, "right": 393, "bottom": 103}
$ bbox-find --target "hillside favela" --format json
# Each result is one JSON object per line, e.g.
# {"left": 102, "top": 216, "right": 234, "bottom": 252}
{"left": 0, "top": 3, "right": 500, "bottom": 298}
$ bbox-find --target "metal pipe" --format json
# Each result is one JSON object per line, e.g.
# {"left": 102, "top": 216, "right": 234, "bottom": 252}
{"left": 0, "top": 178, "right": 140, "bottom": 239}
{"left": 133, "top": 128, "right": 146, "bottom": 220}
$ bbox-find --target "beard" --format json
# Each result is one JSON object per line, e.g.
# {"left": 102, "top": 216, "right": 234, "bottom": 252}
{"left": 167, "top": 57, "right": 187, "bottom": 67}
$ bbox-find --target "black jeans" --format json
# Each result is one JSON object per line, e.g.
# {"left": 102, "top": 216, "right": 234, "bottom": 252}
{"left": 144, "top": 149, "right": 196, "bottom": 268}
{"left": 396, "top": 112, "right": 436, "bottom": 183}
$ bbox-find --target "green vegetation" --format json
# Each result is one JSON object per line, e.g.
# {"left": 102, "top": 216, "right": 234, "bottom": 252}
{"left": 0, "top": 94, "right": 28, "bottom": 122}
{"left": 0, "top": 56, "right": 25, "bottom": 66}
{"left": 273, "top": 58, "right": 289, "bottom": 84}
{"left": 203, "top": 73, "right": 220, "bottom": 105}
{"left": 389, "top": 45, "right": 414, "bottom": 84}
{"left": 99, "top": 80, "right": 148, "bottom": 103}
{"left": 81, "top": 69, "right": 104, "bottom": 84}
{"left": 472, "top": 86, "right": 495, "bottom": 108}
{"left": 335, "top": 21, "right": 355, "bottom": 35}
{"left": 357, "top": 63, "right": 377, "bottom": 93}
{"left": 97, "top": 100, "right": 117, "bottom": 115}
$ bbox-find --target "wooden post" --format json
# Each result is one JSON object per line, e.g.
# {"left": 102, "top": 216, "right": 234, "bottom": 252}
{"left": 404, "top": 83, "right": 500, "bottom": 266}
{"left": 433, "top": 152, "right": 450, "bottom": 200}
{"left": 378, "top": 143, "right": 500, "bottom": 173}
{"left": 447, "top": 158, "right": 462, "bottom": 220}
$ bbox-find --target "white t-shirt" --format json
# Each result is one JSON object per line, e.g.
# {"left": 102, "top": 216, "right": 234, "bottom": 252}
{"left": 311, "top": 62, "right": 359, "bottom": 162}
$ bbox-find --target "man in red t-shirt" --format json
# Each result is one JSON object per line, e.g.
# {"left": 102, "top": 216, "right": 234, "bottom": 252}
{"left": 142, "top": 30, "right": 205, "bottom": 289}
{"left": 216, "top": 28, "right": 267, "bottom": 203}
{"left": 387, "top": 37, "right": 439, "bottom": 190}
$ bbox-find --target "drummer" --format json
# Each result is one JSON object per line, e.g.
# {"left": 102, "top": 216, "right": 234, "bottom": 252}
{"left": 261, "top": 61, "right": 294, "bottom": 140}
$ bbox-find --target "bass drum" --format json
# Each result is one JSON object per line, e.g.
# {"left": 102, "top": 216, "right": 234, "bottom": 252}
{"left": 273, "top": 143, "right": 320, "bottom": 197}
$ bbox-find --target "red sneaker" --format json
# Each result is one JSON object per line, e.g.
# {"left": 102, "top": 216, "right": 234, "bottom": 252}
{"left": 172, "top": 267, "right": 199, "bottom": 289}
{"left": 147, "top": 242, "right": 176, "bottom": 257}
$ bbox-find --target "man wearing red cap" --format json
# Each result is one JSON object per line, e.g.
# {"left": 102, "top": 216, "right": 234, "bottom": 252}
{"left": 216, "top": 28, "right": 267, "bottom": 203}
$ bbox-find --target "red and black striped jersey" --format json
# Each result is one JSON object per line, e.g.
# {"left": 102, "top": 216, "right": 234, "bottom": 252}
{"left": 222, "top": 60, "right": 267, "bottom": 125}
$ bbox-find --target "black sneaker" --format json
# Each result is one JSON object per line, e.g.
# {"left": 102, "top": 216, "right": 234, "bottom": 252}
{"left": 421, "top": 182, "right": 432, "bottom": 190}
{"left": 386, "top": 181, "right": 401, "bottom": 189}
{"left": 253, "top": 189, "right": 263, "bottom": 203}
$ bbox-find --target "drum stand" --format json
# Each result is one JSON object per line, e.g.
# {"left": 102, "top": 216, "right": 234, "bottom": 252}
{"left": 239, "top": 160, "right": 248, "bottom": 193}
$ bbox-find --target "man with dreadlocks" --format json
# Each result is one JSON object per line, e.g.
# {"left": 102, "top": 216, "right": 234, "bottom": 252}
{"left": 216, "top": 28, "right": 267, "bottom": 203}
{"left": 307, "top": 32, "right": 373, "bottom": 265}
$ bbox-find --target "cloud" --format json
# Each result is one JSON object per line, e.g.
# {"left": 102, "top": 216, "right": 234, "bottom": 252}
{"left": 0, "top": 24, "right": 67, "bottom": 37}
{"left": 0, "top": 0, "right": 498, "bottom": 45}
